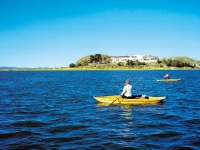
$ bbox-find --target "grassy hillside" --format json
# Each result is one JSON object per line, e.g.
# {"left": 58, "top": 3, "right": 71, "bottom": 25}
{"left": 71, "top": 55, "right": 200, "bottom": 70}
{"left": 162, "top": 56, "right": 200, "bottom": 63}
{"left": 160, "top": 56, "right": 200, "bottom": 68}
{"left": 75, "top": 54, "right": 111, "bottom": 66}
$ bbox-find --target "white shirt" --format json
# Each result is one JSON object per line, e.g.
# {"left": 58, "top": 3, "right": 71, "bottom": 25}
{"left": 121, "top": 84, "right": 132, "bottom": 97}
{"left": 164, "top": 74, "right": 169, "bottom": 78}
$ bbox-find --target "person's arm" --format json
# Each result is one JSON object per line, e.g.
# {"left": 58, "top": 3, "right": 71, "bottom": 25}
{"left": 121, "top": 86, "right": 126, "bottom": 96}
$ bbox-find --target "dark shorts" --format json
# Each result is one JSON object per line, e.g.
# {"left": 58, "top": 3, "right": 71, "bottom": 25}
{"left": 122, "top": 95, "right": 142, "bottom": 99}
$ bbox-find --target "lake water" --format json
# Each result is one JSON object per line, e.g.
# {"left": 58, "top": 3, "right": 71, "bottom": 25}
{"left": 0, "top": 70, "right": 200, "bottom": 150}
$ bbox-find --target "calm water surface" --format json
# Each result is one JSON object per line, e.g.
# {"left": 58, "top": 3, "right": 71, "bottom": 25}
{"left": 0, "top": 70, "right": 200, "bottom": 150}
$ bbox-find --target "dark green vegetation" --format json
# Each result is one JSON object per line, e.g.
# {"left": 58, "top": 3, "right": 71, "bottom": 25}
{"left": 69, "top": 54, "right": 111, "bottom": 68}
{"left": 161, "top": 57, "right": 198, "bottom": 68}
{"left": 69, "top": 54, "right": 200, "bottom": 70}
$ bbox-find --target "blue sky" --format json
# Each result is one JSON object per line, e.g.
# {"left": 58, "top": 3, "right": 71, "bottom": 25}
{"left": 0, "top": 0, "right": 200, "bottom": 68}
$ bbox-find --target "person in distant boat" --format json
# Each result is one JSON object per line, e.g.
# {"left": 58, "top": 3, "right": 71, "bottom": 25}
{"left": 164, "top": 72, "right": 170, "bottom": 79}
{"left": 120, "top": 78, "right": 132, "bottom": 98}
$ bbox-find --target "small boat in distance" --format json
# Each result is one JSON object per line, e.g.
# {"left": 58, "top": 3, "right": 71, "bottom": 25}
{"left": 156, "top": 78, "right": 182, "bottom": 82}
{"left": 94, "top": 95, "right": 166, "bottom": 105}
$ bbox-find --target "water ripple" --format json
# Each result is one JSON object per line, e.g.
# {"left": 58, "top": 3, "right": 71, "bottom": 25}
{"left": 0, "top": 71, "right": 200, "bottom": 149}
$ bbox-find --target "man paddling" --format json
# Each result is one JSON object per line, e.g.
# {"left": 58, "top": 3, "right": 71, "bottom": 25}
{"left": 120, "top": 78, "right": 132, "bottom": 98}
{"left": 120, "top": 78, "right": 148, "bottom": 99}
{"left": 164, "top": 72, "right": 170, "bottom": 80}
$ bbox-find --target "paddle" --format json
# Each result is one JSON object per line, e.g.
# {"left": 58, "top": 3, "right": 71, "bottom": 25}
{"left": 133, "top": 77, "right": 143, "bottom": 86}
{"left": 109, "top": 77, "right": 143, "bottom": 105}
{"left": 110, "top": 96, "right": 121, "bottom": 105}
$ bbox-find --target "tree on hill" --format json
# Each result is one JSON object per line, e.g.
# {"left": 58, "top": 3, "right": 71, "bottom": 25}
{"left": 117, "top": 62, "right": 124, "bottom": 66}
{"left": 76, "top": 54, "right": 111, "bottom": 66}
{"left": 89, "top": 55, "right": 95, "bottom": 63}
{"left": 89, "top": 54, "right": 102, "bottom": 63}
{"left": 101, "top": 55, "right": 111, "bottom": 64}
{"left": 94, "top": 54, "right": 102, "bottom": 63}
{"left": 126, "top": 60, "right": 146, "bottom": 67}
{"left": 69, "top": 63, "right": 76, "bottom": 68}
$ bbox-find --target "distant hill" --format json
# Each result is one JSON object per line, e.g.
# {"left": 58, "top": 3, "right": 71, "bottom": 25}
{"left": 76, "top": 55, "right": 200, "bottom": 65}
{"left": 160, "top": 56, "right": 200, "bottom": 68}
{"left": 73, "top": 54, "right": 200, "bottom": 69}
{"left": 162, "top": 56, "right": 200, "bottom": 63}
{"left": 76, "top": 54, "right": 111, "bottom": 66}
{"left": 0, "top": 67, "right": 17, "bottom": 69}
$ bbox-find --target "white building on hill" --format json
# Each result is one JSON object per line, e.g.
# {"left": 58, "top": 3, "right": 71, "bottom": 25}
{"left": 110, "top": 55, "right": 158, "bottom": 63}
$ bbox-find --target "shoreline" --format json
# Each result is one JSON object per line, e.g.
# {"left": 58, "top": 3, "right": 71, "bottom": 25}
{"left": 0, "top": 67, "right": 199, "bottom": 72}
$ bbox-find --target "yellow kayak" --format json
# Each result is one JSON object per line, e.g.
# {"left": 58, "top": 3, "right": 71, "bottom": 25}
{"left": 156, "top": 78, "right": 181, "bottom": 82}
{"left": 94, "top": 95, "right": 166, "bottom": 105}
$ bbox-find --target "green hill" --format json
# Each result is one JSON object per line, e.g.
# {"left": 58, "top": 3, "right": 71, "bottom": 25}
{"left": 76, "top": 54, "right": 111, "bottom": 66}
{"left": 70, "top": 54, "right": 200, "bottom": 70}
{"left": 162, "top": 56, "right": 200, "bottom": 63}
{"left": 161, "top": 56, "right": 200, "bottom": 68}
